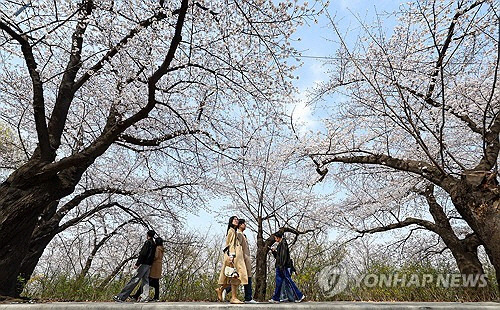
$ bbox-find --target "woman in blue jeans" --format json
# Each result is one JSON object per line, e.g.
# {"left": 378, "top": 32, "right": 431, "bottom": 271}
{"left": 268, "top": 231, "right": 305, "bottom": 303}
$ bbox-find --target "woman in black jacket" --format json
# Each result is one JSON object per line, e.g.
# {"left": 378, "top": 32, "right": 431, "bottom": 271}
{"left": 268, "top": 231, "right": 304, "bottom": 303}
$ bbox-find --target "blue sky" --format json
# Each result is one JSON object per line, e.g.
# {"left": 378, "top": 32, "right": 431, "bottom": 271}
{"left": 290, "top": 0, "right": 400, "bottom": 130}
{"left": 187, "top": 0, "right": 405, "bottom": 237}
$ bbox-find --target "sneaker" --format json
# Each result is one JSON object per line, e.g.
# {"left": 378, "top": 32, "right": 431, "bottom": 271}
{"left": 113, "top": 296, "right": 124, "bottom": 302}
{"left": 137, "top": 296, "right": 149, "bottom": 303}
{"left": 268, "top": 299, "right": 279, "bottom": 303}
{"left": 245, "top": 299, "right": 257, "bottom": 303}
{"left": 295, "top": 295, "right": 305, "bottom": 303}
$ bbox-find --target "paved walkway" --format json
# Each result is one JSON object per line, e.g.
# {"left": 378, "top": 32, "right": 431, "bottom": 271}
{"left": 0, "top": 302, "right": 499, "bottom": 309}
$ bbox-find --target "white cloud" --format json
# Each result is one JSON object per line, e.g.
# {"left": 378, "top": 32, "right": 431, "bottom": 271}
{"left": 290, "top": 90, "right": 319, "bottom": 135}
{"left": 290, "top": 60, "right": 329, "bottom": 135}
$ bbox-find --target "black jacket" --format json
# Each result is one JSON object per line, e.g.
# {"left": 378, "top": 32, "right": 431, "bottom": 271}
{"left": 272, "top": 238, "right": 293, "bottom": 270}
{"left": 136, "top": 239, "right": 156, "bottom": 266}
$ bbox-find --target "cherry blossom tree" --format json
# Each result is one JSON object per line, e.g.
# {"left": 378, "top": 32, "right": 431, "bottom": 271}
{"left": 333, "top": 169, "right": 486, "bottom": 278}
{"left": 309, "top": 0, "right": 500, "bottom": 286}
{"left": 0, "top": 0, "right": 310, "bottom": 296}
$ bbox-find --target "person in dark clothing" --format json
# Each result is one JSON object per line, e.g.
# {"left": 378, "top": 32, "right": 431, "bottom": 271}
{"left": 113, "top": 229, "right": 157, "bottom": 302}
{"left": 131, "top": 237, "right": 164, "bottom": 301}
{"left": 268, "top": 231, "right": 304, "bottom": 303}
{"left": 280, "top": 258, "right": 298, "bottom": 302}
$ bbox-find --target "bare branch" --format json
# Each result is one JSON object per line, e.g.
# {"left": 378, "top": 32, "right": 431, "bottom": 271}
{"left": 356, "top": 217, "right": 438, "bottom": 235}
{"left": 47, "top": 0, "right": 94, "bottom": 156}
{"left": 396, "top": 82, "right": 482, "bottom": 135}
{"left": 319, "top": 153, "right": 454, "bottom": 189}
{"left": 32, "top": 0, "right": 190, "bottom": 178}
{"left": 78, "top": 218, "right": 139, "bottom": 279}
{"left": 72, "top": 10, "right": 171, "bottom": 91}
{"left": 0, "top": 20, "right": 50, "bottom": 158}
{"left": 119, "top": 129, "right": 209, "bottom": 147}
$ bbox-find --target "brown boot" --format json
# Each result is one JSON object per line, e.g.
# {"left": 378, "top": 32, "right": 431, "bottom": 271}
{"left": 215, "top": 286, "right": 224, "bottom": 301}
{"left": 230, "top": 284, "right": 243, "bottom": 304}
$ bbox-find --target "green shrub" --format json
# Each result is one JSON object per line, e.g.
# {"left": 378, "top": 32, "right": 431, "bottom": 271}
{"left": 23, "top": 260, "right": 498, "bottom": 301}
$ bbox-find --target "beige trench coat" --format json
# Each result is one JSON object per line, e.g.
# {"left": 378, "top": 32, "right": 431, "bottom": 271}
{"left": 149, "top": 246, "right": 164, "bottom": 279}
{"left": 218, "top": 228, "right": 248, "bottom": 285}
{"left": 237, "top": 230, "right": 252, "bottom": 277}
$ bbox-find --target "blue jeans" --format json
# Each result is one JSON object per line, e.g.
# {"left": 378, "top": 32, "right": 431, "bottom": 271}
{"left": 116, "top": 264, "right": 150, "bottom": 301}
{"left": 280, "top": 274, "right": 295, "bottom": 301}
{"left": 271, "top": 267, "right": 303, "bottom": 301}
{"left": 244, "top": 277, "right": 253, "bottom": 301}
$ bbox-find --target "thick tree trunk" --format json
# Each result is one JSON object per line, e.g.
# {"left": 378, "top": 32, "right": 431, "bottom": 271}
{"left": 421, "top": 186, "right": 486, "bottom": 278}
{"left": 253, "top": 217, "right": 268, "bottom": 301}
{"left": 0, "top": 163, "right": 78, "bottom": 297}
{"left": 15, "top": 190, "right": 127, "bottom": 296}
{"left": 449, "top": 241, "right": 493, "bottom": 300}
{"left": 16, "top": 237, "right": 55, "bottom": 296}
{"left": 474, "top": 221, "right": 500, "bottom": 288}
{"left": 479, "top": 220, "right": 500, "bottom": 288}
{"left": 0, "top": 185, "right": 56, "bottom": 296}
{"left": 452, "top": 249, "right": 484, "bottom": 276}
{"left": 449, "top": 180, "right": 500, "bottom": 288}
{"left": 15, "top": 224, "right": 60, "bottom": 296}
{"left": 253, "top": 218, "right": 283, "bottom": 301}
{"left": 446, "top": 236, "right": 484, "bottom": 276}
{"left": 484, "top": 245, "right": 500, "bottom": 290}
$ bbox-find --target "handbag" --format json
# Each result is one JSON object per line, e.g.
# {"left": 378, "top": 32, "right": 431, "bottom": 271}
{"left": 224, "top": 262, "right": 239, "bottom": 278}
{"left": 222, "top": 229, "right": 240, "bottom": 278}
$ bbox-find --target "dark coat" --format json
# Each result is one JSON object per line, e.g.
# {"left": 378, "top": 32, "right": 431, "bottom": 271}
{"left": 272, "top": 238, "right": 293, "bottom": 270}
{"left": 135, "top": 239, "right": 156, "bottom": 266}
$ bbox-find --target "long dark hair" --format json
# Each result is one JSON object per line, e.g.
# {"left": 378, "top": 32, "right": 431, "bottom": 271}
{"left": 155, "top": 237, "right": 164, "bottom": 246}
{"left": 227, "top": 216, "right": 238, "bottom": 234}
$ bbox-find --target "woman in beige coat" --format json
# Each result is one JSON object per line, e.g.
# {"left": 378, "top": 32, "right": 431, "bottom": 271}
{"left": 216, "top": 216, "right": 248, "bottom": 304}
